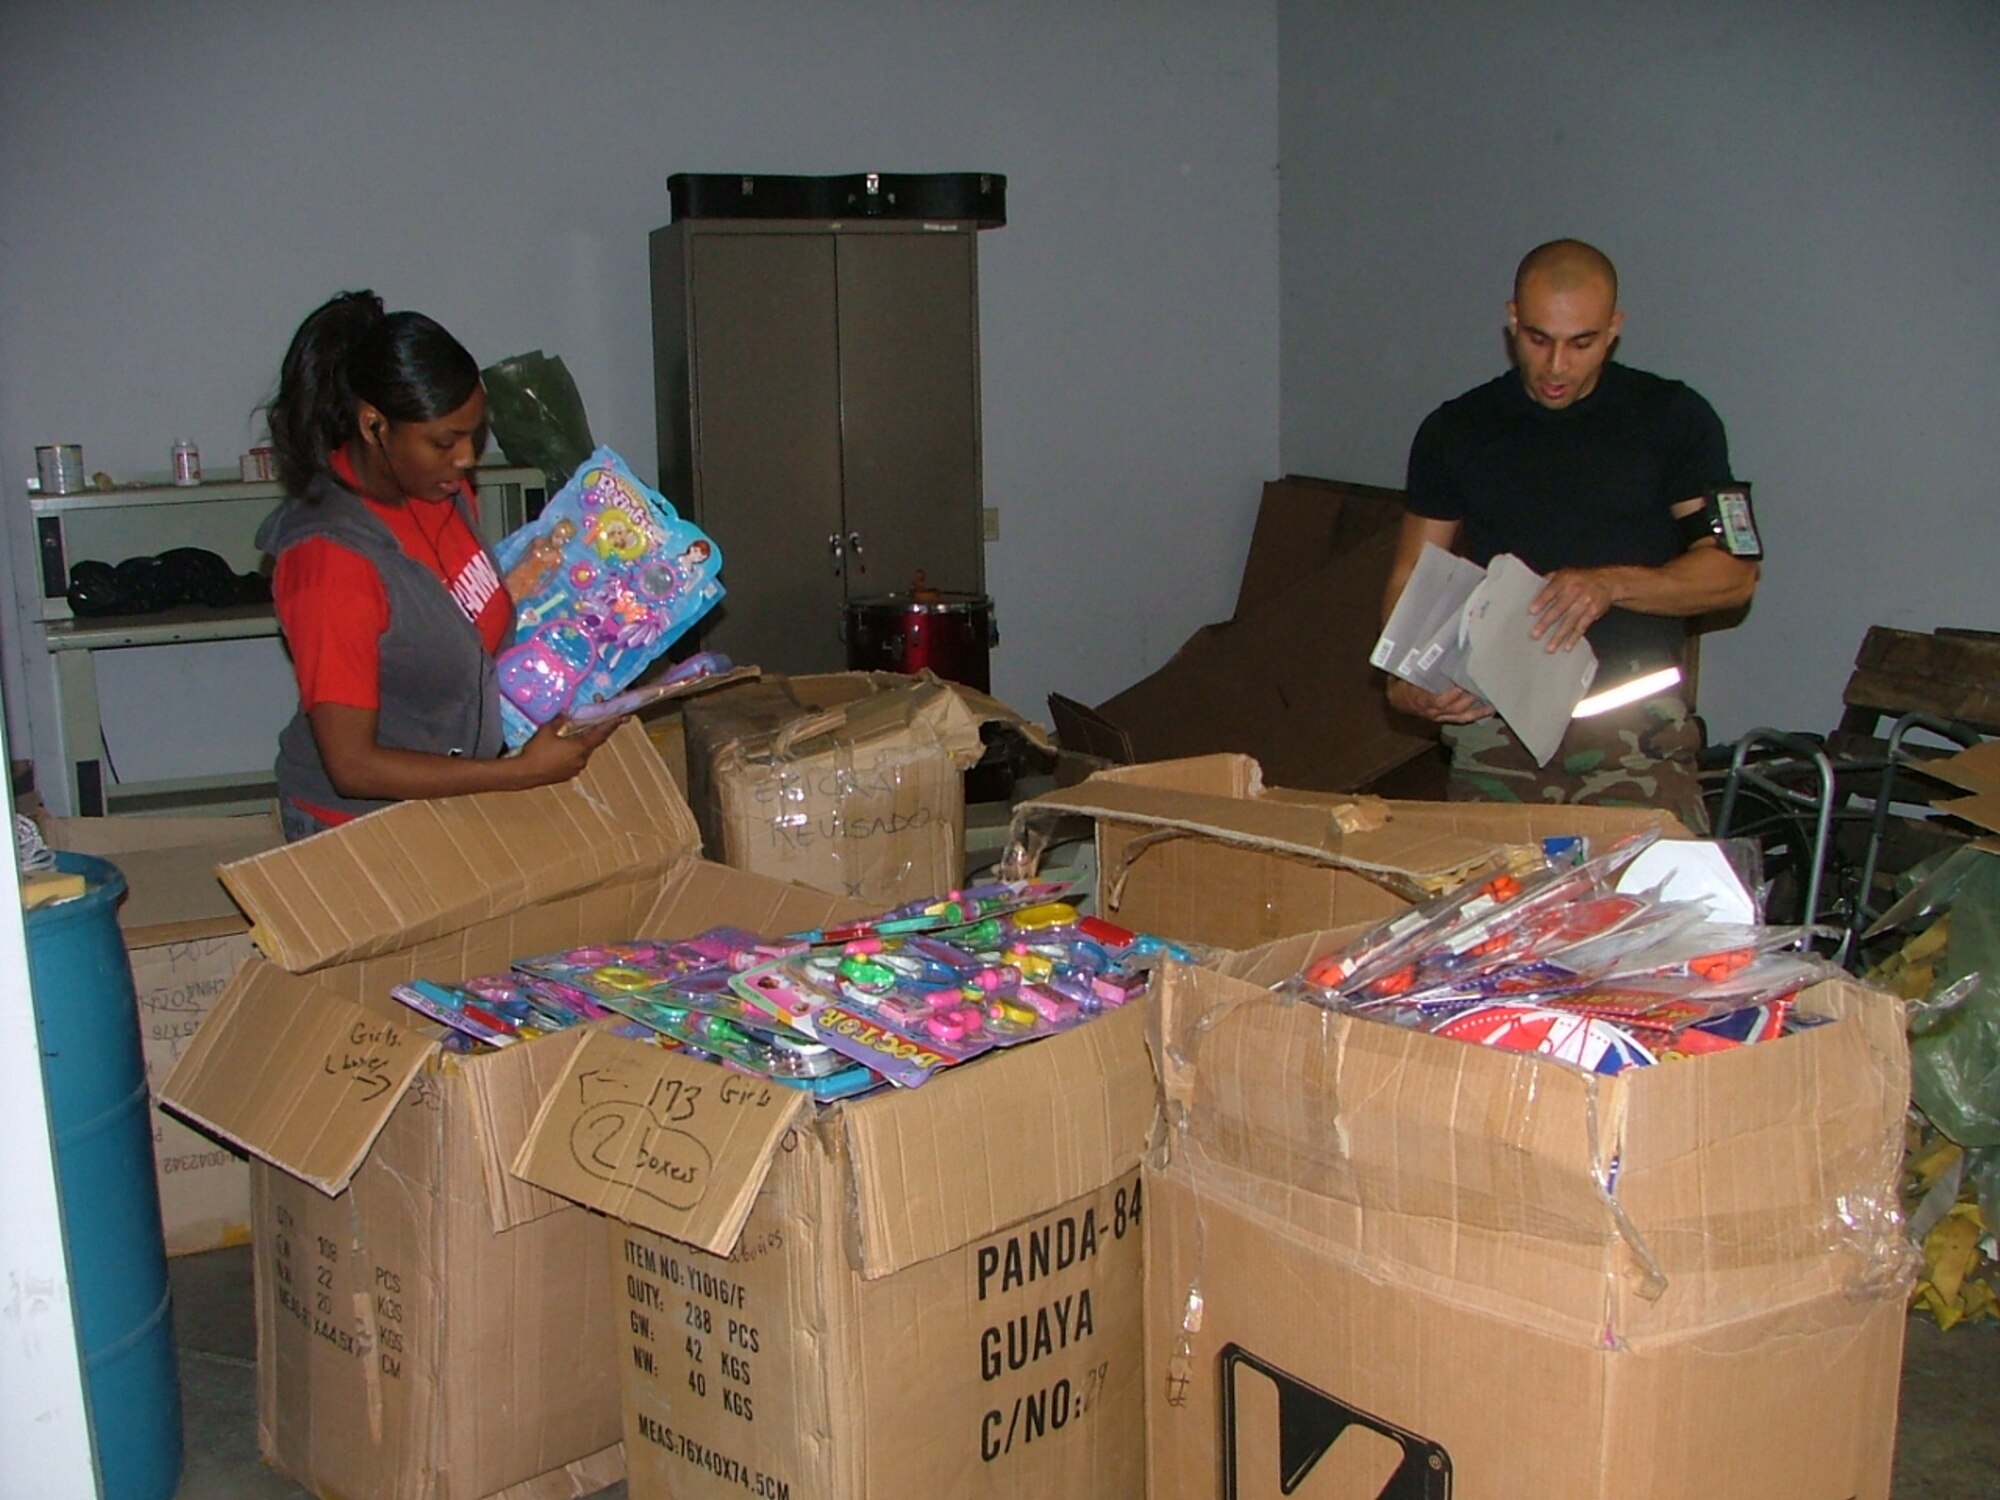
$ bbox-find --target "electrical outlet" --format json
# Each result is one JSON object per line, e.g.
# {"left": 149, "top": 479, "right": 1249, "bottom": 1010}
{"left": 982, "top": 506, "right": 1000, "bottom": 542}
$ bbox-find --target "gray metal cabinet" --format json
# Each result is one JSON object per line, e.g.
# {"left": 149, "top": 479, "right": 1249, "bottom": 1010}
{"left": 651, "top": 219, "right": 986, "bottom": 674}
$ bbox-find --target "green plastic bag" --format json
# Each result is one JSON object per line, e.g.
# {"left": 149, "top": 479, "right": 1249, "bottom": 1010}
{"left": 480, "top": 350, "right": 595, "bottom": 489}
{"left": 1911, "top": 854, "right": 2000, "bottom": 1148}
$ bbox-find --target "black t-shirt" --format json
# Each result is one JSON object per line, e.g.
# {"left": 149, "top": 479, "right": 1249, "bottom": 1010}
{"left": 1405, "top": 362, "right": 1731, "bottom": 674}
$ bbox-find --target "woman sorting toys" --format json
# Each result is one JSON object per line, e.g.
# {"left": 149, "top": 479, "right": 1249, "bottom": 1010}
{"left": 259, "top": 290, "right": 621, "bottom": 841}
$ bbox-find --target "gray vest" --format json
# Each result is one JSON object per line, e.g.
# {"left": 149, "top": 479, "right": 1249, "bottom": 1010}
{"left": 259, "top": 472, "right": 506, "bottom": 825}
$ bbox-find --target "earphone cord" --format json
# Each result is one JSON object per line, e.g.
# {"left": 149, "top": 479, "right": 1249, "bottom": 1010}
{"left": 372, "top": 422, "right": 496, "bottom": 757}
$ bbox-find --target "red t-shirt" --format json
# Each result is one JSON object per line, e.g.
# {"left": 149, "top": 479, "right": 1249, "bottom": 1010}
{"left": 273, "top": 449, "right": 512, "bottom": 713}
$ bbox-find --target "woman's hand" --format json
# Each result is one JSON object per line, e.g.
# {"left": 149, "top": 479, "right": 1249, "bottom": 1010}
{"left": 512, "top": 715, "right": 625, "bottom": 786}
{"left": 306, "top": 702, "right": 629, "bottom": 801}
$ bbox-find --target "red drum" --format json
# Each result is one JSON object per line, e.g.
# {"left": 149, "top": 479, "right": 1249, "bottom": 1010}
{"left": 843, "top": 582, "right": 997, "bottom": 692}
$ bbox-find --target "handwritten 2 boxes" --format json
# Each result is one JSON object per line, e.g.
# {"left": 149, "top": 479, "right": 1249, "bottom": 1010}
{"left": 512, "top": 994, "right": 1155, "bottom": 1500}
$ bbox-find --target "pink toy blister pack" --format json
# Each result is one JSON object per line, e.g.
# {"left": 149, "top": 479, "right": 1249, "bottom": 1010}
{"left": 492, "top": 447, "right": 724, "bottom": 745}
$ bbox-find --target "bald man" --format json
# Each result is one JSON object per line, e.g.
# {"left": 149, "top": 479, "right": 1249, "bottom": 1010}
{"left": 1383, "top": 240, "right": 1759, "bottom": 827}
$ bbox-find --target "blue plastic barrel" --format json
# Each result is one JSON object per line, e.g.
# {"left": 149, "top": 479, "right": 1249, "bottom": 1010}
{"left": 26, "top": 851, "right": 184, "bottom": 1500}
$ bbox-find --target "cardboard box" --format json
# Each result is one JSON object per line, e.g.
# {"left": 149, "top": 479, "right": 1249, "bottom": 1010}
{"left": 159, "top": 726, "right": 880, "bottom": 1500}
{"left": 504, "top": 992, "right": 1160, "bottom": 1500}
{"left": 683, "top": 670, "right": 1047, "bottom": 906}
{"left": 1048, "top": 476, "right": 1442, "bottom": 795}
{"left": 509, "top": 993, "right": 1157, "bottom": 1500}
{"left": 47, "top": 810, "right": 281, "bottom": 1255}
{"left": 1145, "top": 935, "right": 1915, "bottom": 1500}
{"left": 1012, "top": 752, "right": 1685, "bottom": 951}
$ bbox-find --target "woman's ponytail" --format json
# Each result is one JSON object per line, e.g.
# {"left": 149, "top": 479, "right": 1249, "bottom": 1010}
{"left": 267, "top": 290, "right": 384, "bottom": 498}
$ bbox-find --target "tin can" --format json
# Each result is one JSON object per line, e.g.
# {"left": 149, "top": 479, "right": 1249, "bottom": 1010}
{"left": 171, "top": 440, "right": 201, "bottom": 487}
{"left": 35, "top": 444, "right": 84, "bottom": 495}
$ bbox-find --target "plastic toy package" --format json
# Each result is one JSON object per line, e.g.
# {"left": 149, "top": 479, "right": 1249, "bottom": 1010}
{"left": 390, "top": 970, "right": 614, "bottom": 1047}
{"left": 1287, "top": 831, "right": 1846, "bottom": 1075}
{"left": 383, "top": 884, "right": 1197, "bottom": 1096}
{"left": 710, "top": 887, "right": 1189, "bottom": 1088}
{"left": 508, "top": 929, "right": 870, "bottom": 1095}
{"left": 491, "top": 447, "right": 724, "bottom": 746}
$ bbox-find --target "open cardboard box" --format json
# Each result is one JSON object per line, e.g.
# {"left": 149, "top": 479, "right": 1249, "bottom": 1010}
{"left": 510, "top": 988, "right": 1154, "bottom": 1500}
{"left": 1048, "top": 476, "right": 1442, "bottom": 795}
{"left": 46, "top": 809, "right": 282, "bottom": 1255}
{"left": 162, "top": 723, "right": 1149, "bottom": 1500}
{"left": 1011, "top": 751, "right": 1685, "bottom": 951}
{"left": 1144, "top": 933, "right": 1915, "bottom": 1499}
{"left": 159, "top": 728, "right": 871, "bottom": 1500}
{"left": 683, "top": 669, "right": 1050, "bottom": 906}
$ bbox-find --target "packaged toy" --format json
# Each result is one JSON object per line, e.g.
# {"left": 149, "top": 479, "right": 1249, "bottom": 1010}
{"left": 491, "top": 447, "right": 723, "bottom": 744}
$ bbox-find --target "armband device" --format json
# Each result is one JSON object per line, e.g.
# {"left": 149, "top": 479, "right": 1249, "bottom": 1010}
{"left": 1676, "top": 482, "right": 1762, "bottom": 559}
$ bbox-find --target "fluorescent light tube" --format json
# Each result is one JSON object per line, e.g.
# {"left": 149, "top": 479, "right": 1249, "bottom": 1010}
{"left": 1571, "top": 665, "right": 1683, "bottom": 719}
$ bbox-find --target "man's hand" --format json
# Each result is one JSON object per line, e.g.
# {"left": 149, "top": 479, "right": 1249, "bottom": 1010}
{"left": 1529, "top": 568, "right": 1618, "bottom": 653}
{"left": 1387, "top": 678, "right": 1495, "bottom": 724}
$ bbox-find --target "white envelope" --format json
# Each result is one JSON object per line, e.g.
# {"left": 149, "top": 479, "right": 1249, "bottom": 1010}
{"left": 1459, "top": 554, "right": 1599, "bottom": 766}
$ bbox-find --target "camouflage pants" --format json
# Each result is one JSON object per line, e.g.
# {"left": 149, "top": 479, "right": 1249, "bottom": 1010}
{"left": 1443, "top": 695, "right": 1709, "bottom": 833}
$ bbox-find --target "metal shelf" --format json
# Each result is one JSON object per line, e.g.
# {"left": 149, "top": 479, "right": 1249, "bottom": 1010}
{"left": 25, "top": 465, "right": 547, "bottom": 816}
{"left": 44, "top": 604, "right": 280, "bottom": 651}
{"left": 29, "top": 476, "right": 294, "bottom": 515}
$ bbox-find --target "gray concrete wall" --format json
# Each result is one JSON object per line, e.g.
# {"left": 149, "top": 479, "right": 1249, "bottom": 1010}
{"left": 1278, "top": 1, "right": 2000, "bottom": 740}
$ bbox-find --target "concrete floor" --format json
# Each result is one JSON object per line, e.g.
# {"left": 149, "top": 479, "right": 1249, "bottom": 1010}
{"left": 164, "top": 1245, "right": 1997, "bottom": 1500}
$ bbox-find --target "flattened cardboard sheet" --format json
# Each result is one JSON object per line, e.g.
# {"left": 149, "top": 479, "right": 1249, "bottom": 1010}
{"left": 160, "top": 958, "right": 434, "bottom": 1194}
{"left": 514, "top": 1029, "right": 806, "bottom": 1254}
{"left": 220, "top": 723, "right": 696, "bottom": 973}
{"left": 1050, "top": 477, "right": 1437, "bottom": 794}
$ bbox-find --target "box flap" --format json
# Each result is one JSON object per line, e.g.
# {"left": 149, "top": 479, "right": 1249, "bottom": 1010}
{"left": 220, "top": 722, "right": 698, "bottom": 972}
{"left": 1047, "top": 693, "right": 1134, "bottom": 766}
{"left": 1075, "top": 502, "right": 1438, "bottom": 792}
{"left": 457, "top": 1023, "right": 607, "bottom": 1233}
{"left": 46, "top": 811, "right": 280, "bottom": 945}
{"left": 512, "top": 1029, "right": 807, "bottom": 1253}
{"left": 1012, "top": 776, "right": 1514, "bottom": 899}
{"left": 158, "top": 956, "right": 435, "bottom": 1194}
{"left": 776, "top": 672, "right": 986, "bottom": 767}
{"left": 1154, "top": 963, "right": 1617, "bottom": 1244}
{"left": 839, "top": 999, "right": 1157, "bottom": 1277}
{"left": 1232, "top": 474, "right": 1403, "bottom": 619}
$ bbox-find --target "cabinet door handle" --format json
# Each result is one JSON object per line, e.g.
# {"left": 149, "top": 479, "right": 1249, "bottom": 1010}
{"left": 828, "top": 532, "right": 844, "bottom": 574}
{"left": 847, "top": 531, "right": 866, "bottom": 573}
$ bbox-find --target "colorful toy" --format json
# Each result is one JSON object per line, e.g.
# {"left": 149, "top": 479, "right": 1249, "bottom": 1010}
{"left": 389, "top": 971, "right": 605, "bottom": 1047}
{"left": 491, "top": 448, "right": 724, "bottom": 745}
{"left": 1287, "top": 828, "right": 1837, "bottom": 1075}
{"left": 559, "top": 650, "right": 737, "bottom": 732}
